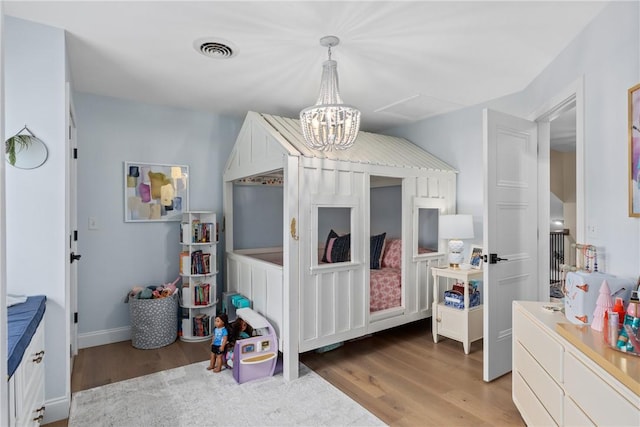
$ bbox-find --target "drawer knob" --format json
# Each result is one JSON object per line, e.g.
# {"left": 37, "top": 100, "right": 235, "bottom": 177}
{"left": 436, "top": 316, "right": 442, "bottom": 323}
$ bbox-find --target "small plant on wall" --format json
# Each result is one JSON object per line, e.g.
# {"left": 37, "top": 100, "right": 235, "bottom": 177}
{"left": 4, "top": 125, "right": 48, "bottom": 169}
{"left": 5, "top": 133, "right": 34, "bottom": 166}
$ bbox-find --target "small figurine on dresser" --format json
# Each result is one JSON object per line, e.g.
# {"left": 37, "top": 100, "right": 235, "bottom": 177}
{"left": 207, "top": 314, "right": 229, "bottom": 372}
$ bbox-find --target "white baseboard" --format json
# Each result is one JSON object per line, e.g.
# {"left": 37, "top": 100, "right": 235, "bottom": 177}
{"left": 78, "top": 326, "right": 131, "bottom": 349}
{"left": 43, "top": 394, "right": 70, "bottom": 424}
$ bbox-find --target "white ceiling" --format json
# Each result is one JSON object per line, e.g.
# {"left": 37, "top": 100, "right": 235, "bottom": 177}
{"left": 4, "top": 1, "right": 608, "bottom": 132}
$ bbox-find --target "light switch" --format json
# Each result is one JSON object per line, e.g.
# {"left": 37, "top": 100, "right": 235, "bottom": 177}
{"left": 88, "top": 216, "right": 98, "bottom": 230}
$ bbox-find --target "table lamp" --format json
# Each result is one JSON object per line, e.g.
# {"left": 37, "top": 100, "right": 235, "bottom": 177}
{"left": 439, "top": 214, "right": 474, "bottom": 268}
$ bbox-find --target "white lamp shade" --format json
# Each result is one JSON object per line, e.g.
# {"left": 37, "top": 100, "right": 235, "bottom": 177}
{"left": 439, "top": 214, "right": 474, "bottom": 240}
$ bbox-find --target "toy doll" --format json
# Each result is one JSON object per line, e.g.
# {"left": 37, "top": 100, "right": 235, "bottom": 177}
{"left": 207, "top": 313, "right": 229, "bottom": 372}
{"left": 225, "top": 318, "right": 253, "bottom": 368}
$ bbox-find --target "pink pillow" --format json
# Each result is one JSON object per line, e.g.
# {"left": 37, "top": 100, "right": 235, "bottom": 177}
{"left": 381, "top": 239, "right": 402, "bottom": 268}
{"left": 325, "top": 237, "right": 336, "bottom": 263}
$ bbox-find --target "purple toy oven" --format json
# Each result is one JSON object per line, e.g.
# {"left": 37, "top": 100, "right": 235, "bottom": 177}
{"left": 232, "top": 308, "right": 278, "bottom": 384}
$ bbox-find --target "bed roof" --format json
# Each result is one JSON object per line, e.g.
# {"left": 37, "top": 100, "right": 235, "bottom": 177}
{"left": 260, "top": 113, "right": 456, "bottom": 173}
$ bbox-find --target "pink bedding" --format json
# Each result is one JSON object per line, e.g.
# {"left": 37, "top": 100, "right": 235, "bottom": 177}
{"left": 370, "top": 268, "right": 401, "bottom": 312}
{"left": 370, "top": 239, "right": 434, "bottom": 312}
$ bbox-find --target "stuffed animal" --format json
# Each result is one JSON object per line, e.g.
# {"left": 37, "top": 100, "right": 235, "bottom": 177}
{"left": 137, "top": 288, "right": 153, "bottom": 299}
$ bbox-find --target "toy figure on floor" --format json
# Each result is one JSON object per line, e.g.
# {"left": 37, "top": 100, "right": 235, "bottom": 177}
{"left": 207, "top": 314, "right": 229, "bottom": 372}
{"left": 225, "top": 318, "right": 253, "bottom": 368}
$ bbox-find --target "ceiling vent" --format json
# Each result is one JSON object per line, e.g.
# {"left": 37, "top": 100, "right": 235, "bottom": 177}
{"left": 194, "top": 38, "right": 237, "bottom": 59}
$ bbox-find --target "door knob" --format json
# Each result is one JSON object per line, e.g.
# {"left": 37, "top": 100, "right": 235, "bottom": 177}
{"left": 483, "top": 253, "right": 509, "bottom": 264}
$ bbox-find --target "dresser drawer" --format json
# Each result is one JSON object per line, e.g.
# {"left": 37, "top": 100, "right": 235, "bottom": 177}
{"left": 19, "top": 324, "right": 45, "bottom": 395}
{"left": 513, "top": 305, "right": 564, "bottom": 383}
{"left": 514, "top": 341, "right": 563, "bottom": 423}
{"left": 564, "top": 351, "right": 638, "bottom": 426}
{"left": 513, "top": 370, "right": 558, "bottom": 427}
{"left": 17, "top": 372, "right": 44, "bottom": 426}
{"left": 563, "top": 395, "right": 595, "bottom": 427}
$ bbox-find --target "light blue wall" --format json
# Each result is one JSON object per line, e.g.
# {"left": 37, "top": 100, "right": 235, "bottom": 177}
{"left": 370, "top": 186, "right": 402, "bottom": 239}
{"left": 4, "top": 16, "right": 69, "bottom": 421}
{"left": 387, "top": 1, "right": 640, "bottom": 276}
{"left": 232, "top": 184, "right": 283, "bottom": 249}
{"left": 74, "top": 93, "right": 241, "bottom": 335}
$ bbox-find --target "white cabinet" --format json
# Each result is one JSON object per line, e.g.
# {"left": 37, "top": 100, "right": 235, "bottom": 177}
{"left": 431, "top": 267, "right": 483, "bottom": 354}
{"left": 512, "top": 301, "right": 640, "bottom": 427}
{"left": 9, "top": 320, "right": 46, "bottom": 427}
{"left": 179, "top": 211, "right": 218, "bottom": 342}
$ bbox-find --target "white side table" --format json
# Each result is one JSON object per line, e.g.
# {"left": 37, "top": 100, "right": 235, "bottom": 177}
{"left": 431, "top": 267, "right": 483, "bottom": 354}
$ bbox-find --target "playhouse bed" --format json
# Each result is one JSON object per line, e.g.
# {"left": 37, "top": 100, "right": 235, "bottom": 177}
{"left": 224, "top": 112, "right": 456, "bottom": 380}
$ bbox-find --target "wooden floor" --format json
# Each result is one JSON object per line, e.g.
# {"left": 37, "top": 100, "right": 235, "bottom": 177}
{"left": 46, "top": 319, "right": 524, "bottom": 426}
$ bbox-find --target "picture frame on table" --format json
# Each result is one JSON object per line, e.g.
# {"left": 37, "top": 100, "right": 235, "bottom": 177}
{"left": 629, "top": 82, "right": 640, "bottom": 217}
{"left": 124, "top": 161, "right": 189, "bottom": 222}
{"left": 468, "top": 245, "right": 483, "bottom": 269}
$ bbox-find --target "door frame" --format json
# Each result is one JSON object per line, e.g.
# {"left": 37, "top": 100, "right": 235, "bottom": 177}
{"left": 529, "top": 77, "right": 585, "bottom": 301}
{"left": 67, "top": 83, "right": 79, "bottom": 359}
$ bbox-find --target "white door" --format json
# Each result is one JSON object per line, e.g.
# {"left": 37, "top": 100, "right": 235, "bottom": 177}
{"left": 483, "top": 109, "right": 539, "bottom": 382}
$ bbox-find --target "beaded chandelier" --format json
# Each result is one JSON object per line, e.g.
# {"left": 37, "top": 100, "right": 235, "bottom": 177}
{"left": 300, "top": 36, "right": 361, "bottom": 151}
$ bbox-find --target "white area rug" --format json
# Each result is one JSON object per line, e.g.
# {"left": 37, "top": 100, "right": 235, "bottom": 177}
{"left": 68, "top": 361, "right": 385, "bottom": 426}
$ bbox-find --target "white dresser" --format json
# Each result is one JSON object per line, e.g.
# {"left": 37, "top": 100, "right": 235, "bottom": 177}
{"left": 8, "top": 320, "right": 46, "bottom": 426}
{"left": 512, "top": 301, "right": 639, "bottom": 426}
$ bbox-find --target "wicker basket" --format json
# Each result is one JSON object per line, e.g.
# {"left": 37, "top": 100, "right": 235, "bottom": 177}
{"left": 129, "top": 292, "right": 178, "bottom": 349}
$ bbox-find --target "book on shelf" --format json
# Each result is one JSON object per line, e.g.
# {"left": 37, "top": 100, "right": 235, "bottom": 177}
{"left": 194, "top": 283, "right": 211, "bottom": 305}
{"left": 189, "top": 250, "right": 211, "bottom": 274}
{"left": 202, "top": 253, "right": 211, "bottom": 274}
{"left": 193, "top": 313, "right": 211, "bottom": 337}
{"left": 190, "top": 222, "right": 213, "bottom": 243}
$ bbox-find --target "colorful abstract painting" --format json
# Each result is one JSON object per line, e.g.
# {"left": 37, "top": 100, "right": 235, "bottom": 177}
{"left": 629, "top": 84, "right": 640, "bottom": 217}
{"left": 124, "top": 161, "right": 188, "bottom": 222}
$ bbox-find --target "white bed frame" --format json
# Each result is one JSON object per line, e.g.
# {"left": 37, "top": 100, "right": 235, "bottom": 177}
{"left": 224, "top": 112, "right": 457, "bottom": 380}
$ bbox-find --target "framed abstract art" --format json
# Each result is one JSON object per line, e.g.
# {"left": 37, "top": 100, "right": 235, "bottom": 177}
{"left": 124, "top": 161, "right": 189, "bottom": 222}
{"left": 629, "top": 83, "right": 640, "bottom": 217}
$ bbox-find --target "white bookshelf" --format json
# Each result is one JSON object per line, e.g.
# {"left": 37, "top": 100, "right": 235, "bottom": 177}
{"left": 179, "top": 211, "right": 218, "bottom": 342}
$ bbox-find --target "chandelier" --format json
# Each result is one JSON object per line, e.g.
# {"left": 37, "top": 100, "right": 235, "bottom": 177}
{"left": 300, "top": 36, "right": 361, "bottom": 151}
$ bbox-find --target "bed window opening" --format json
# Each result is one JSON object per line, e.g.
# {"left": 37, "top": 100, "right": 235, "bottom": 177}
{"left": 232, "top": 172, "right": 284, "bottom": 252}
{"left": 417, "top": 207, "right": 439, "bottom": 255}
{"left": 317, "top": 206, "right": 352, "bottom": 265}
{"left": 413, "top": 197, "right": 447, "bottom": 259}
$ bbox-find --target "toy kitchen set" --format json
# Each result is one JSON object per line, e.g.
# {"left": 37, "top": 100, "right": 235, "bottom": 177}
{"left": 232, "top": 307, "right": 278, "bottom": 384}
